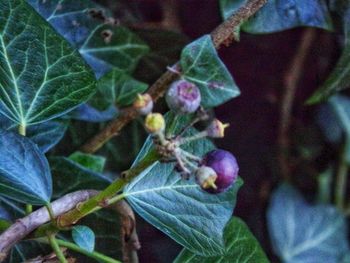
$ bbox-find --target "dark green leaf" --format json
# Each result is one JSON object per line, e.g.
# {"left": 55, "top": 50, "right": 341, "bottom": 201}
{"left": 79, "top": 209, "right": 121, "bottom": 260}
{"left": 181, "top": 35, "right": 240, "bottom": 107}
{"left": 0, "top": 0, "right": 96, "bottom": 126}
{"left": 89, "top": 69, "right": 148, "bottom": 110}
{"left": 174, "top": 217, "right": 270, "bottom": 263}
{"left": 69, "top": 151, "right": 106, "bottom": 173}
{"left": 70, "top": 104, "right": 118, "bottom": 123}
{"left": 134, "top": 29, "right": 189, "bottom": 83}
{"left": 0, "top": 197, "right": 49, "bottom": 263}
{"left": 28, "top": 0, "right": 150, "bottom": 77}
{"left": 25, "top": 121, "right": 68, "bottom": 153}
{"left": 50, "top": 157, "right": 110, "bottom": 198}
{"left": 267, "top": 184, "right": 349, "bottom": 263}
{"left": 220, "top": 0, "right": 332, "bottom": 34}
{"left": 0, "top": 130, "right": 52, "bottom": 205}
{"left": 306, "top": 0, "right": 350, "bottom": 104}
{"left": 124, "top": 126, "right": 243, "bottom": 256}
{"left": 307, "top": 43, "right": 350, "bottom": 104}
{"left": 0, "top": 112, "right": 68, "bottom": 153}
{"left": 5, "top": 241, "right": 49, "bottom": 263}
{"left": 340, "top": 252, "right": 350, "bottom": 263}
{"left": 316, "top": 95, "right": 350, "bottom": 162}
{"left": 72, "top": 225, "right": 95, "bottom": 252}
{"left": 103, "top": 120, "right": 147, "bottom": 172}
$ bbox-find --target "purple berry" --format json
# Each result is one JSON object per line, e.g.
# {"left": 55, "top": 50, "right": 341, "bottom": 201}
{"left": 201, "top": 149, "right": 239, "bottom": 194}
{"left": 166, "top": 80, "right": 201, "bottom": 114}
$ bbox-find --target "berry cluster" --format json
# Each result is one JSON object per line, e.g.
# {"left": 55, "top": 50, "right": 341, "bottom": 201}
{"left": 133, "top": 79, "right": 239, "bottom": 194}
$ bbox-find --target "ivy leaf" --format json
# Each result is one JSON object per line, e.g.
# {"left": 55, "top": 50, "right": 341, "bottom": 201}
{"left": 181, "top": 35, "right": 240, "bottom": 107}
{"left": 72, "top": 225, "right": 96, "bottom": 252}
{"left": 134, "top": 29, "right": 189, "bottom": 83}
{"left": 0, "top": 0, "right": 96, "bottom": 126}
{"left": 174, "top": 217, "right": 270, "bottom": 263}
{"left": 89, "top": 69, "right": 148, "bottom": 111}
{"left": 79, "top": 209, "right": 122, "bottom": 260}
{"left": 316, "top": 95, "right": 350, "bottom": 162}
{"left": 220, "top": 0, "right": 332, "bottom": 34}
{"left": 28, "top": 0, "right": 150, "bottom": 77}
{"left": 267, "top": 184, "right": 349, "bottom": 263}
{"left": 124, "top": 126, "right": 243, "bottom": 256}
{"left": 307, "top": 43, "right": 350, "bottom": 104}
{"left": 0, "top": 130, "right": 52, "bottom": 205}
{"left": 69, "top": 151, "right": 106, "bottom": 173}
{"left": 50, "top": 157, "right": 111, "bottom": 198}
{"left": 0, "top": 112, "right": 67, "bottom": 153}
{"left": 305, "top": 0, "right": 350, "bottom": 104}
{"left": 70, "top": 104, "right": 118, "bottom": 123}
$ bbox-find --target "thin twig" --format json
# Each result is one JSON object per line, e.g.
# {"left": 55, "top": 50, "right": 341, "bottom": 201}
{"left": 278, "top": 28, "right": 317, "bottom": 180}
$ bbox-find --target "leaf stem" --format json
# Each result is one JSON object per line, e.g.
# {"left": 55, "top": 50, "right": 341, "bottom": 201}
{"left": 18, "top": 124, "right": 33, "bottom": 215}
{"left": 47, "top": 234, "right": 68, "bottom": 263}
{"left": 26, "top": 204, "right": 33, "bottom": 214}
{"left": 18, "top": 124, "right": 26, "bottom": 136}
{"left": 46, "top": 203, "right": 55, "bottom": 221}
{"left": 39, "top": 238, "right": 121, "bottom": 263}
{"left": 335, "top": 139, "right": 349, "bottom": 210}
{"left": 55, "top": 149, "right": 160, "bottom": 228}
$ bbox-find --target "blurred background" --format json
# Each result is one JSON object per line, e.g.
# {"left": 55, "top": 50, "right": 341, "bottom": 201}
{"left": 86, "top": 0, "right": 342, "bottom": 262}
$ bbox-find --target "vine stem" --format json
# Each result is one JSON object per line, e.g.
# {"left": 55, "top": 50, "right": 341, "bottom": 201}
{"left": 47, "top": 234, "right": 68, "bottom": 263}
{"left": 18, "top": 124, "right": 33, "bottom": 215}
{"left": 38, "top": 238, "right": 121, "bottom": 263}
{"left": 0, "top": 0, "right": 268, "bottom": 259}
{"left": 277, "top": 28, "right": 316, "bottom": 181}
{"left": 335, "top": 139, "right": 349, "bottom": 210}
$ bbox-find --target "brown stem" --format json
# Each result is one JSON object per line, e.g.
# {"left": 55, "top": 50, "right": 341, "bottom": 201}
{"left": 110, "top": 200, "right": 140, "bottom": 263}
{"left": 277, "top": 28, "right": 317, "bottom": 180}
{"left": 0, "top": 190, "right": 98, "bottom": 261}
{"left": 161, "top": 0, "right": 181, "bottom": 31}
{"left": 80, "top": 0, "right": 267, "bottom": 154}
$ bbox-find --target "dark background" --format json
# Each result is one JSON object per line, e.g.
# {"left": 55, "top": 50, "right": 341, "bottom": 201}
{"left": 96, "top": 0, "right": 341, "bottom": 262}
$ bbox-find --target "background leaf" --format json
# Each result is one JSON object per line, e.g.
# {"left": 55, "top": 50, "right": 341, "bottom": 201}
{"left": 307, "top": 44, "right": 350, "bottom": 104}
{"left": 69, "top": 104, "right": 118, "bottom": 123}
{"left": 72, "top": 225, "right": 96, "bottom": 252}
{"left": 124, "top": 118, "right": 243, "bottom": 256}
{"left": 28, "top": 0, "right": 150, "bottom": 77}
{"left": 0, "top": 0, "right": 96, "bottom": 126}
{"left": 69, "top": 151, "right": 106, "bottom": 173}
{"left": 0, "top": 112, "right": 67, "bottom": 153}
{"left": 306, "top": 0, "right": 350, "bottom": 104}
{"left": 0, "top": 131, "right": 52, "bottom": 205}
{"left": 89, "top": 68, "right": 148, "bottom": 111}
{"left": 174, "top": 217, "right": 270, "bottom": 263}
{"left": 50, "top": 157, "right": 110, "bottom": 198}
{"left": 316, "top": 95, "right": 350, "bottom": 162}
{"left": 181, "top": 35, "right": 240, "bottom": 107}
{"left": 267, "top": 184, "right": 349, "bottom": 263}
{"left": 220, "top": 0, "right": 332, "bottom": 34}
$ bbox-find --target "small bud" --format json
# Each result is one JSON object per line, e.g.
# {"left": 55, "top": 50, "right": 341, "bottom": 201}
{"left": 195, "top": 166, "right": 218, "bottom": 190}
{"left": 145, "top": 113, "right": 165, "bottom": 133}
{"left": 166, "top": 80, "right": 201, "bottom": 114}
{"left": 133, "top": 93, "right": 154, "bottom": 115}
{"left": 206, "top": 119, "right": 229, "bottom": 138}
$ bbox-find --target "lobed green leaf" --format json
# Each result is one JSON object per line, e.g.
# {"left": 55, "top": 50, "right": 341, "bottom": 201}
{"left": 174, "top": 217, "right": 270, "bottom": 263}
